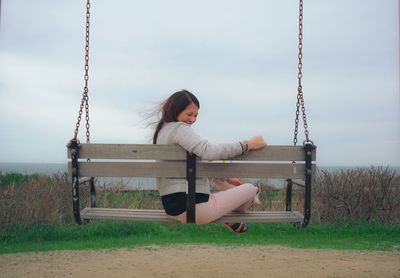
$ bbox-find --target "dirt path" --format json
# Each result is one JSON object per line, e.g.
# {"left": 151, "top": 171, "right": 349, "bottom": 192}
{"left": 1, "top": 245, "right": 399, "bottom": 278}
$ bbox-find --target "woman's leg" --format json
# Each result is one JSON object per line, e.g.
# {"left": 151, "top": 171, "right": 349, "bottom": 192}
{"left": 210, "top": 178, "right": 255, "bottom": 212}
{"left": 233, "top": 198, "right": 254, "bottom": 212}
{"left": 169, "top": 183, "right": 257, "bottom": 224}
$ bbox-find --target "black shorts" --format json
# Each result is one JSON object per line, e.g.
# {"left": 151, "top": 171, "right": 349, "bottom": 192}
{"left": 161, "top": 192, "right": 210, "bottom": 216}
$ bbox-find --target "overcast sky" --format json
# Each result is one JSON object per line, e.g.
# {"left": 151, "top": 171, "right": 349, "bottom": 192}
{"left": 0, "top": 0, "right": 399, "bottom": 166}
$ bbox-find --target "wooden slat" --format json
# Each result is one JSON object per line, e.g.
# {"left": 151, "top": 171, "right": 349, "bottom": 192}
{"left": 234, "top": 145, "right": 316, "bottom": 161}
{"left": 67, "top": 144, "right": 186, "bottom": 160}
{"left": 80, "top": 208, "right": 304, "bottom": 223}
{"left": 70, "top": 161, "right": 186, "bottom": 178}
{"left": 69, "top": 161, "right": 315, "bottom": 179}
{"left": 81, "top": 208, "right": 172, "bottom": 222}
{"left": 218, "top": 211, "right": 304, "bottom": 223}
{"left": 68, "top": 144, "right": 316, "bottom": 162}
{"left": 198, "top": 162, "right": 314, "bottom": 179}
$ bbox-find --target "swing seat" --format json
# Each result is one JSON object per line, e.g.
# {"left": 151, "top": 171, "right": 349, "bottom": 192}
{"left": 67, "top": 143, "right": 316, "bottom": 225}
{"left": 80, "top": 208, "right": 305, "bottom": 223}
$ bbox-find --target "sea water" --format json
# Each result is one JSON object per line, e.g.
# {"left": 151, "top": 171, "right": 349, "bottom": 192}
{"left": 0, "top": 162, "right": 156, "bottom": 190}
{"left": 1, "top": 162, "right": 399, "bottom": 190}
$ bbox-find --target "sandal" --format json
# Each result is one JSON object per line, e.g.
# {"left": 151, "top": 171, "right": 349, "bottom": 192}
{"left": 224, "top": 222, "right": 249, "bottom": 233}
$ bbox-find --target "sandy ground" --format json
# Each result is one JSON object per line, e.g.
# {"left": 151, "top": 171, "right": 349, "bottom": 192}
{"left": 0, "top": 245, "right": 399, "bottom": 278}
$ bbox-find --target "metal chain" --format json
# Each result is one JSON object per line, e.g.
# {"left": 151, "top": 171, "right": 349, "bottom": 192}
{"left": 71, "top": 0, "right": 309, "bottom": 146}
{"left": 73, "top": 0, "right": 91, "bottom": 143}
{"left": 293, "top": 0, "right": 310, "bottom": 146}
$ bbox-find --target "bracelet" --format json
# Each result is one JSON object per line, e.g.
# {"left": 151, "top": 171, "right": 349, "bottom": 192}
{"left": 239, "top": 141, "right": 249, "bottom": 155}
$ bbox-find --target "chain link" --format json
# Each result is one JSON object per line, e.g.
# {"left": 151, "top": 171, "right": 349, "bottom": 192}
{"left": 73, "top": 0, "right": 91, "bottom": 143}
{"left": 293, "top": 0, "right": 310, "bottom": 146}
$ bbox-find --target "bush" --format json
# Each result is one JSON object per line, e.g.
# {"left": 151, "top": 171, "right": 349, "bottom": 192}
{"left": 0, "top": 173, "right": 73, "bottom": 227}
{"left": 1, "top": 166, "right": 399, "bottom": 228}
{"left": 0, "top": 173, "right": 164, "bottom": 229}
{"left": 313, "top": 166, "right": 400, "bottom": 224}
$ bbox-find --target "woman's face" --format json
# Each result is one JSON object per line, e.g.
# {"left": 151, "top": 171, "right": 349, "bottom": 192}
{"left": 177, "top": 102, "right": 199, "bottom": 125}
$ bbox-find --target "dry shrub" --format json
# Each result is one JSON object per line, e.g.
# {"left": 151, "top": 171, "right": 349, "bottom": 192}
{"left": 313, "top": 166, "right": 400, "bottom": 224}
{"left": 0, "top": 174, "right": 72, "bottom": 226}
{"left": 253, "top": 183, "right": 304, "bottom": 212}
{"left": 94, "top": 183, "right": 163, "bottom": 210}
{"left": 2, "top": 167, "right": 398, "bottom": 227}
{"left": 0, "top": 174, "right": 164, "bottom": 227}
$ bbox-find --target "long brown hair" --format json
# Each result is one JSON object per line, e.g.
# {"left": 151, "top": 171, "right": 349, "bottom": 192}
{"left": 153, "top": 90, "right": 200, "bottom": 144}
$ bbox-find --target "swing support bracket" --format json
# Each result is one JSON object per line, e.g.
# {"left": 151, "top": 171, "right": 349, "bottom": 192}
{"left": 67, "top": 139, "right": 83, "bottom": 225}
{"left": 302, "top": 141, "right": 315, "bottom": 227}
{"left": 67, "top": 139, "right": 97, "bottom": 225}
{"left": 186, "top": 152, "right": 197, "bottom": 224}
{"left": 286, "top": 141, "right": 316, "bottom": 228}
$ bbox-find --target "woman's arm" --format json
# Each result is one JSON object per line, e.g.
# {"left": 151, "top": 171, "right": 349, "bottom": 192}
{"left": 173, "top": 122, "right": 267, "bottom": 160}
{"left": 173, "top": 123, "right": 242, "bottom": 160}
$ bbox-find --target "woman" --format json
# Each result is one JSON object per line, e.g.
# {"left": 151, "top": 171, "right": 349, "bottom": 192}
{"left": 153, "top": 90, "right": 266, "bottom": 232}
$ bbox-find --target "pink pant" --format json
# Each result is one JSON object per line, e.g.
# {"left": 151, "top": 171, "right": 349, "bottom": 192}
{"left": 169, "top": 183, "right": 258, "bottom": 224}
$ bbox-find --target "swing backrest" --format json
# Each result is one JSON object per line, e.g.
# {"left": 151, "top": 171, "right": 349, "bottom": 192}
{"left": 67, "top": 144, "right": 316, "bottom": 180}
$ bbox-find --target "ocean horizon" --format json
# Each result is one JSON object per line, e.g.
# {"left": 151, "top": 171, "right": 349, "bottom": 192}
{"left": 1, "top": 162, "right": 399, "bottom": 190}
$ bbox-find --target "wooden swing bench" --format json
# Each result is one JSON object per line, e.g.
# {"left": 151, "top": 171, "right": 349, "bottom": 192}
{"left": 67, "top": 141, "right": 316, "bottom": 227}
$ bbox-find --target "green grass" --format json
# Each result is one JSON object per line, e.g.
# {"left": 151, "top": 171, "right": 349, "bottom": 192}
{"left": 1, "top": 221, "right": 399, "bottom": 254}
{"left": 1, "top": 171, "right": 399, "bottom": 255}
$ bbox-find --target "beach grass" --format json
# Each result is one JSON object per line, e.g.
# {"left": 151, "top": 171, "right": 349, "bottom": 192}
{"left": 0, "top": 172, "right": 40, "bottom": 188}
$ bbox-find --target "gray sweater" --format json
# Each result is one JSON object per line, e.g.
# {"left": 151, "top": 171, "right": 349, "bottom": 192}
{"left": 156, "top": 122, "right": 243, "bottom": 196}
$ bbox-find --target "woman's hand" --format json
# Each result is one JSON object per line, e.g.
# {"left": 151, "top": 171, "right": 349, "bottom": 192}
{"left": 247, "top": 135, "right": 267, "bottom": 150}
{"left": 210, "top": 178, "right": 235, "bottom": 190}
{"left": 226, "top": 178, "right": 244, "bottom": 186}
